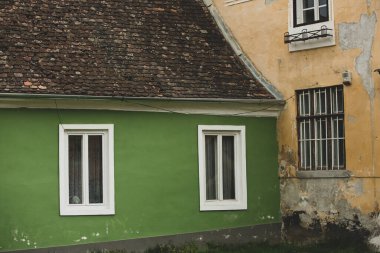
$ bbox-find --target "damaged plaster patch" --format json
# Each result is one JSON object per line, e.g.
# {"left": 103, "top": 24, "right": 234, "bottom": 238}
{"left": 339, "top": 13, "right": 377, "bottom": 99}
{"left": 370, "top": 235, "right": 380, "bottom": 251}
{"left": 281, "top": 178, "right": 375, "bottom": 242}
{"left": 265, "top": 0, "right": 278, "bottom": 4}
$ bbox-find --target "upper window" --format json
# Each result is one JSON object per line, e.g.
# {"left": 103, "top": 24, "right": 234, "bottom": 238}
{"left": 294, "top": 0, "right": 329, "bottom": 27}
{"left": 286, "top": 0, "right": 335, "bottom": 51}
{"left": 59, "top": 124, "right": 114, "bottom": 216}
{"left": 198, "top": 125, "right": 247, "bottom": 211}
{"left": 297, "top": 86, "right": 345, "bottom": 171}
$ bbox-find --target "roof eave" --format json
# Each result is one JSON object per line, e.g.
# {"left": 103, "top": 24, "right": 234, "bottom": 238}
{"left": 0, "top": 92, "right": 285, "bottom": 105}
{"left": 0, "top": 93, "right": 285, "bottom": 117}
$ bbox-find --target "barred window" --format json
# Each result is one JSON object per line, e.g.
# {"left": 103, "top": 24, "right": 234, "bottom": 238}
{"left": 297, "top": 86, "right": 345, "bottom": 170}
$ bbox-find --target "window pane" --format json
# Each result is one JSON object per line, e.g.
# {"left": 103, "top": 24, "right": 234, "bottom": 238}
{"left": 315, "top": 90, "right": 326, "bottom": 115}
{"left": 319, "top": 6, "right": 328, "bottom": 21}
{"left": 205, "top": 135, "right": 217, "bottom": 200}
{"left": 319, "top": 0, "right": 327, "bottom": 5}
{"left": 332, "top": 117, "right": 338, "bottom": 138}
{"left": 89, "top": 135, "right": 103, "bottom": 204}
{"left": 333, "top": 139, "right": 339, "bottom": 167}
{"left": 304, "top": 92, "right": 310, "bottom": 115}
{"left": 303, "top": 0, "right": 314, "bottom": 8}
{"left": 315, "top": 119, "right": 327, "bottom": 168}
{"left": 299, "top": 119, "right": 312, "bottom": 169}
{"left": 305, "top": 140, "right": 311, "bottom": 168}
{"left": 303, "top": 9, "right": 315, "bottom": 24}
{"left": 222, "top": 136, "right": 235, "bottom": 200}
{"left": 69, "top": 135, "right": 83, "bottom": 204}
{"left": 304, "top": 120, "right": 311, "bottom": 140}
{"left": 299, "top": 91, "right": 310, "bottom": 116}
{"left": 338, "top": 118, "right": 344, "bottom": 138}
{"left": 331, "top": 87, "right": 344, "bottom": 113}
{"left": 337, "top": 88, "right": 344, "bottom": 113}
{"left": 339, "top": 140, "right": 345, "bottom": 168}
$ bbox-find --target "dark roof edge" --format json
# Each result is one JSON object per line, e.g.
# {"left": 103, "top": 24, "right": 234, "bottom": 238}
{"left": 202, "top": 0, "right": 283, "bottom": 100}
{"left": 0, "top": 93, "right": 285, "bottom": 105}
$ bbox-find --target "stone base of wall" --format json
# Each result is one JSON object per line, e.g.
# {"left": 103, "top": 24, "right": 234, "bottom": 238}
{"left": 282, "top": 211, "right": 371, "bottom": 244}
{"left": 6, "top": 223, "right": 281, "bottom": 253}
{"left": 280, "top": 177, "right": 379, "bottom": 247}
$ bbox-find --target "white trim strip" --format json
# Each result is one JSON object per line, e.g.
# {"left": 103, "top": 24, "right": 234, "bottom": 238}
{"left": 0, "top": 98, "right": 283, "bottom": 117}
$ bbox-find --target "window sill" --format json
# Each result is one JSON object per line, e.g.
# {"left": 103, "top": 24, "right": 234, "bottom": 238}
{"left": 60, "top": 205, "right": 115, "bottom": 216}
{"left": 200, "top": 201, "right": 247, "bottom": 211}
{"left": 296, "top": 170, "right": 351, "bottom": 179}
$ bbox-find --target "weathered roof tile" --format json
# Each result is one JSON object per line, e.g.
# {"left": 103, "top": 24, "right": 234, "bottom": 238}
{"left": 0, "top": 0, "right": 274, "bottom": 99}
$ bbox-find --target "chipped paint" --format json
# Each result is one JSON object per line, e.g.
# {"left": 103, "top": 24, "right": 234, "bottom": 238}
{"left": 265, "top": 0, "right": 278, "bottom": 4}
{"left": 10, "top": 230, "right": 38, "bottom": 249}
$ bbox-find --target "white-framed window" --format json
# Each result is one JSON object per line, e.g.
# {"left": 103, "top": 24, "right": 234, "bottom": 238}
{"left": 294, "top": 0, "right": 329, "bottom": 27}
{"left": 59, "top": 124, "right": 115, "bottom": 216}
{"left": 287, "top": 0, "right": 335, "bottom": 51}
{"left": 297, "top": 86, "right": 345, "bottom": 171}
{"left": 198, "top": 125, "right": 247, "bottom": 211}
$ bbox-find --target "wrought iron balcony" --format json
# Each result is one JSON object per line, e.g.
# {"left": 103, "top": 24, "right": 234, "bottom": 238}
{"left": 284, "top": 26, "right": 333, "bottom": 44}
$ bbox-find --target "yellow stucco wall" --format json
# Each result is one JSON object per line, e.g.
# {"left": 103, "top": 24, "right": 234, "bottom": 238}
{"left": 211, "top": 0, "right": 380, "bottom": 237}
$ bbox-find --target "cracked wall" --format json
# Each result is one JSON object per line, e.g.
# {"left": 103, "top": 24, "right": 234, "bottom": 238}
{"left": 212, "top": 0, "right": 380, "bottom": 246}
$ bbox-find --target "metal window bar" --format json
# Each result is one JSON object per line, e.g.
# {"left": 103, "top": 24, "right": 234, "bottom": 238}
{"left": 297, "top": 86, "right": 345, "bottom": 171}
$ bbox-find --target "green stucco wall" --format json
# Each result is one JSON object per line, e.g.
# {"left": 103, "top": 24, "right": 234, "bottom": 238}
{"left": 0, "top": 108, "right": 280, "bottom": 251}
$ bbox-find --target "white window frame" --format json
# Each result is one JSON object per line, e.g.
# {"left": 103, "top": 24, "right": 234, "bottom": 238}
{"left": 198, "top": 125, "right": 247, "bottom": 211}
{"left": 59, "top": 124, "right": 115, "bottom": 216}
{"left": 288, "top": 0, "right": 335, "bottom": 51}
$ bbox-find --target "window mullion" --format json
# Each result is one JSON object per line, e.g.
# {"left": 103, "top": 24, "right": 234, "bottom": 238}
{"left": 314, "top": 0, "right": 319, "bottom": 21}
{"left": 296, "top": 0, "right": 303, "bottom": 25}
{"left": 217, "top": 135, "right": 223, "bottom": 201}
{"left": 83, "top": 134, "right": 89, "bottom": 205}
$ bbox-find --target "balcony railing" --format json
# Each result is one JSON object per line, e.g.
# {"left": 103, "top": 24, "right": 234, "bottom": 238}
{"left": 284, "top": 26, "right": 333, "bottom": 44}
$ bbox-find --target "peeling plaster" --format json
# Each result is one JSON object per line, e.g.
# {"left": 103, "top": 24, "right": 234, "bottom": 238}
{"left": 339, "top": 13, "right": 377, "bottom": 99}
{"left": 279, "top": 145, "right": 297, "bottom": 178}
{"left": 281, "top": 178, "right": 377, "bottom": 242}
{"left": 265, "top": 0, "right": 278, "bottom": 5}
{"left": 369, "top": 235, "right": 380, "bottom": 251}
{"left": 339, "top": 13, "right": 377, "bottom": 175}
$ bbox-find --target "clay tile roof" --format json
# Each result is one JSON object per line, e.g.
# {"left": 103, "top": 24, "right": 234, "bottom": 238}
{"left": 0, "top": 0, "right": 274, "bottom": 99}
